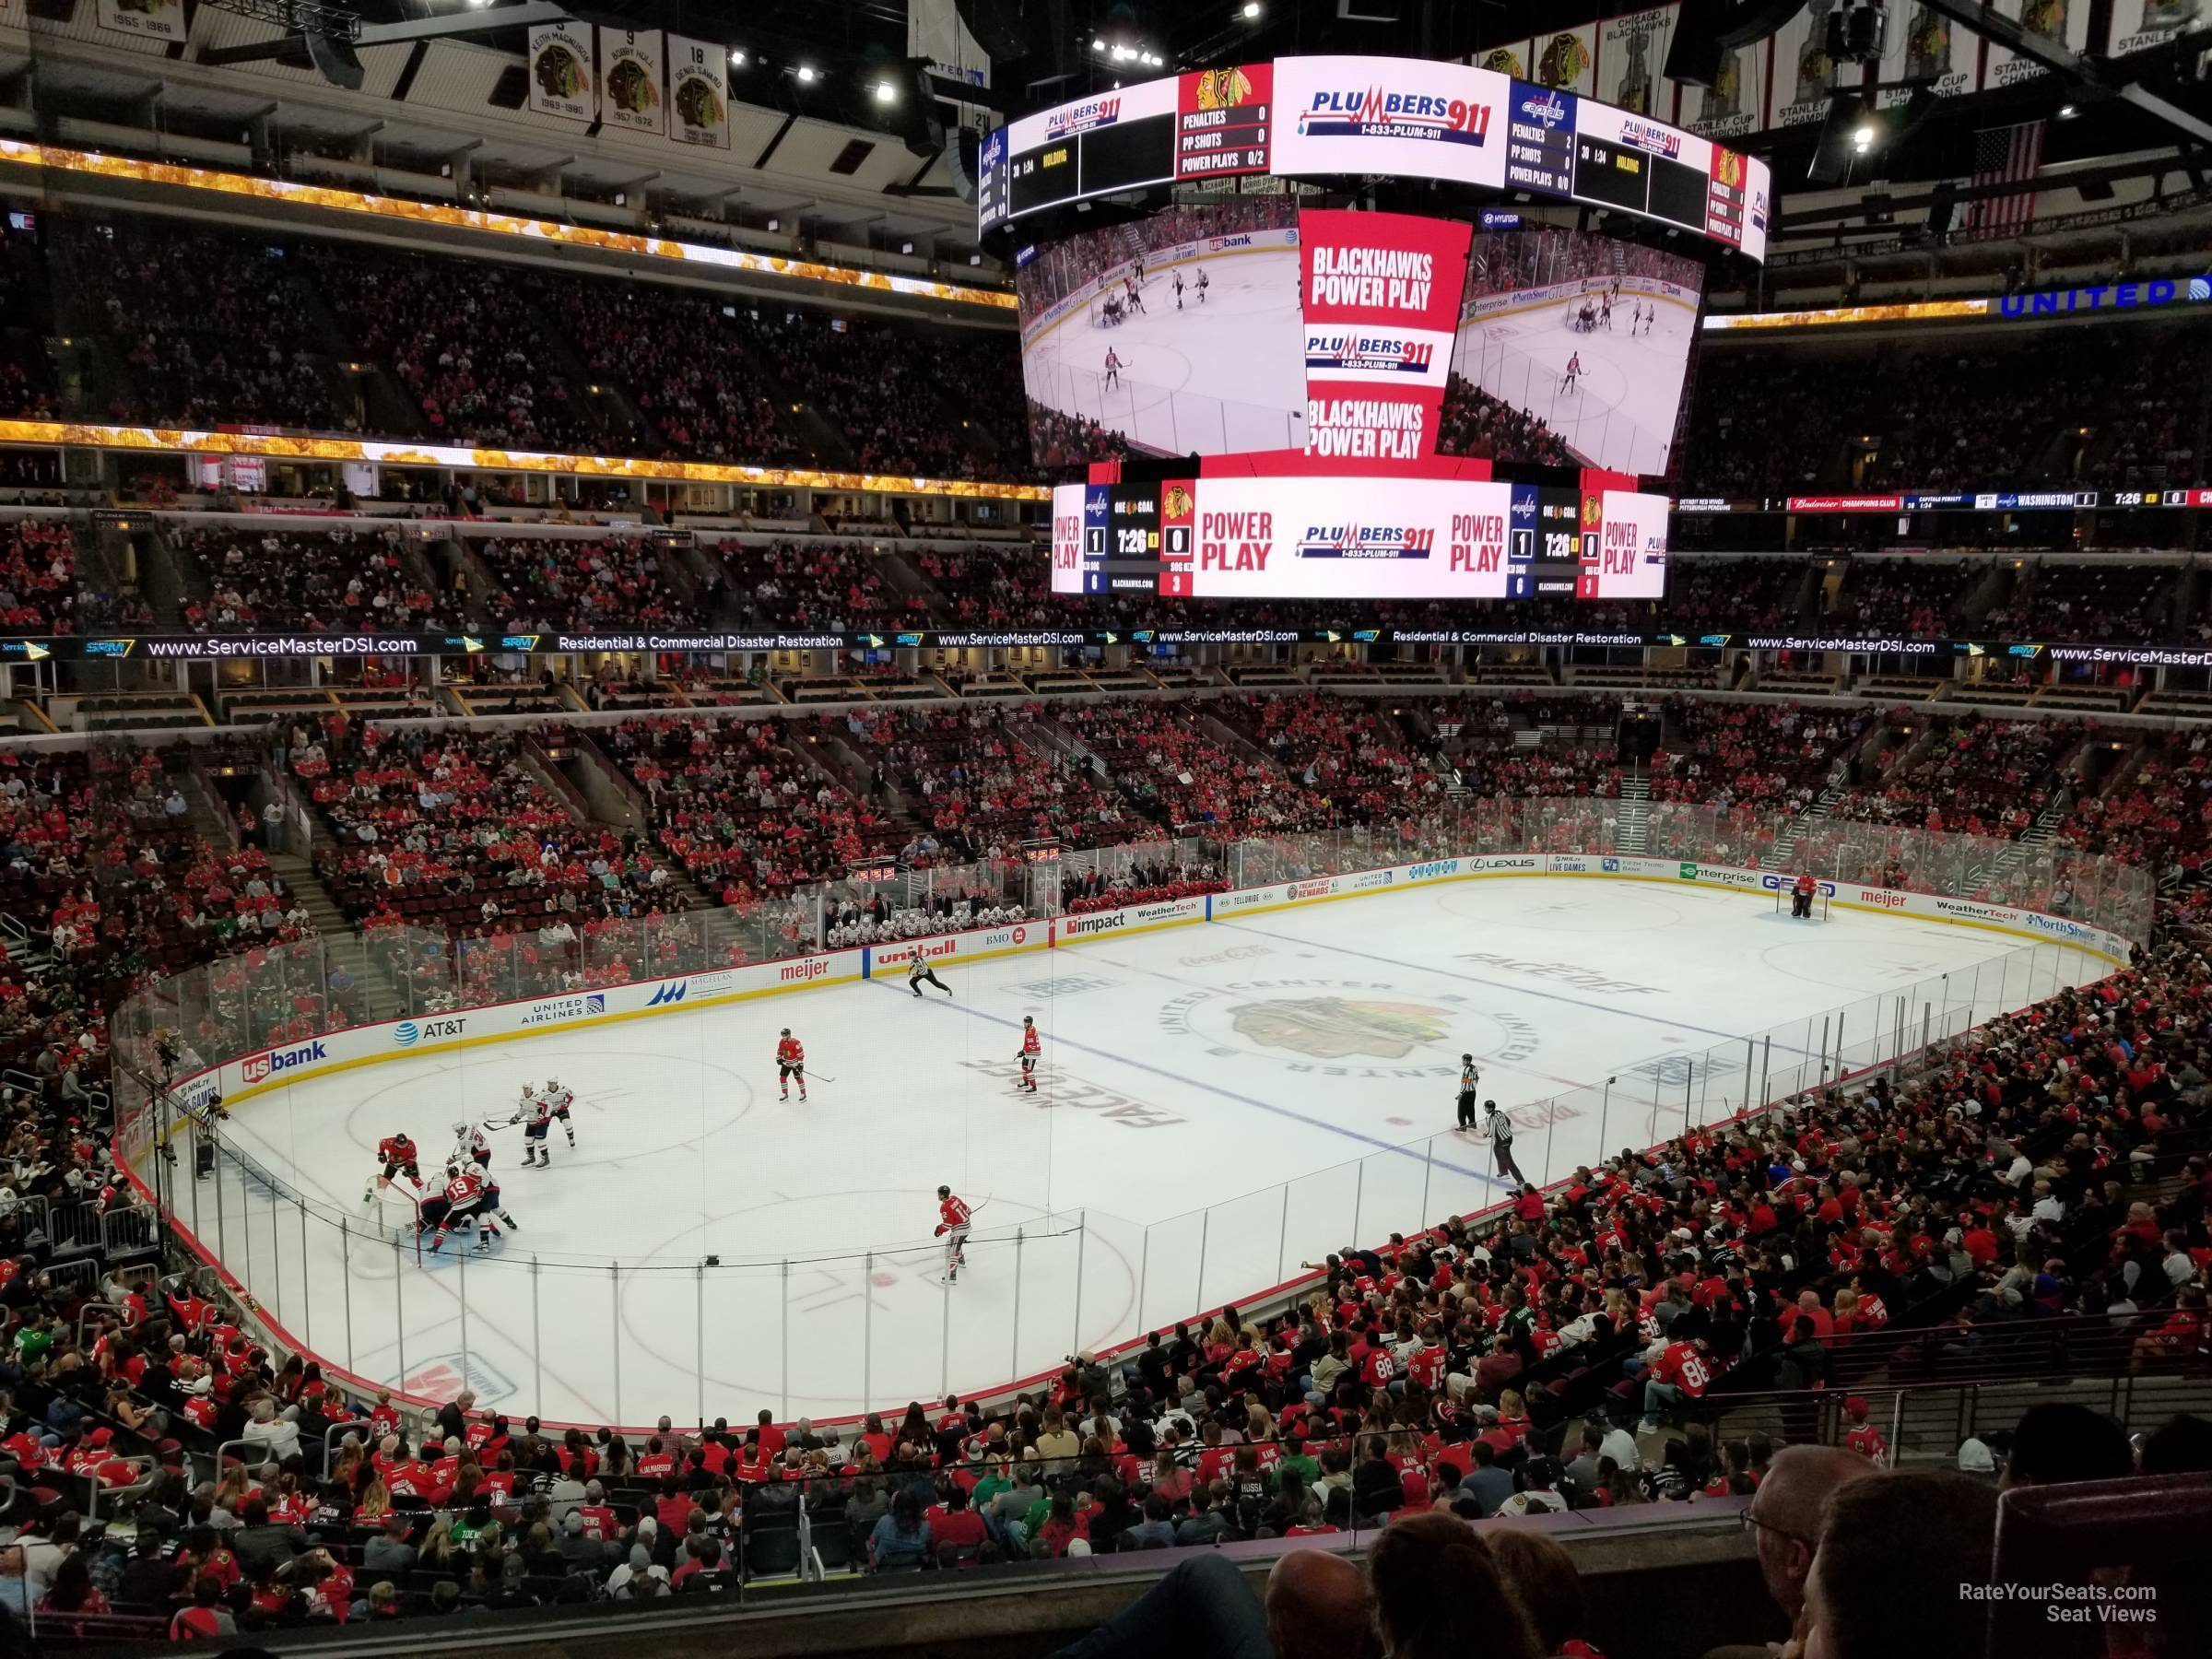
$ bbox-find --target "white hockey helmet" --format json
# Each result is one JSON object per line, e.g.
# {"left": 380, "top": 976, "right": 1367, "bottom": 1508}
{"left": 519, "top": 1082, "right": 535, "bottom": 1098}
{"left": 453, "top": 1121, "right": 468, "bottom": 1137}
{"left": 545, "top": 1077, "right": 559, "bottom": 1091}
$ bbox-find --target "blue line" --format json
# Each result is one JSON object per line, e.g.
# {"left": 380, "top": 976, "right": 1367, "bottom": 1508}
{"left": 872, "top": 980, "right": 1506, "bottom": 1188}
{"left": 1211, "top": 916, "right": 1827, "bottom": 1065}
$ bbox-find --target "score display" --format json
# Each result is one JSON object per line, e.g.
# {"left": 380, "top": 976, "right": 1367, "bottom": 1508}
{"left": 982, "top": 53, "right": 1767, "bottom": 262}
{"left": 1052, "top": 472, "right": 1669, "bottom": 602}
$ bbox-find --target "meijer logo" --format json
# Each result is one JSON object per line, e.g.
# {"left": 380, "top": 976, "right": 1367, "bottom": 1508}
{"left": 779, "top": 958, "right": 829, "bottom": 982}
{"left": 1857, "top": 888, "right": 1908, "bottom": 909}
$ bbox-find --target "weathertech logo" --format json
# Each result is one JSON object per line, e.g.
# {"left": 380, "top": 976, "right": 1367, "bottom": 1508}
{"left": 1298, "top": 524, "right": 1436, "bottom": 559}
{"left": 1303, "top": 335, "right": 1436, "bottom": 374}
{"left": 1298, "top": 88, "right": 1489, "bottom": 147}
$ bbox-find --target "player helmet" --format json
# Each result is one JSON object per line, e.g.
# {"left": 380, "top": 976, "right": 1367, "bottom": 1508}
{"left": 1023, "top": 1015, "right": 1034, "bottom": 1025}
{"left": 446, "top": 1162, "right": 460, "bottom": 1177}
{"left": 453, "top": 1121, "right": 467, "bottom": 1136}
{"left": 546, "top": 1078, "right": 559, "bottom": 1090}
{"left": 1462, "top": 1053, "right": 1473, "bottom": 1064}
{"left": 781, "top": 1028, "right": 791, "bottom": 1037}
{"left": 519, "top": 1082, "right": 534, "bottom": 1097}
{"left": 937, "top": 1185, "right": 950, "bottom": 1199}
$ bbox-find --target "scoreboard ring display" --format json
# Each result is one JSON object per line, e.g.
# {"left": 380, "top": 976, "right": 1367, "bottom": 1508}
{"left": 981, "top": 53, "right": 1769, "bottom": 263}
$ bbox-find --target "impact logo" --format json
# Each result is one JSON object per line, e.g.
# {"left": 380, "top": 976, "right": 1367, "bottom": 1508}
{"left": 1513, "top": 88, "right": 1572, "bottom": 129}
{"left": 1297, "top": 86, "right": 1489, "bottom": 147}
{"left": 241, "top": 1039, "right": 327, "bottom": 1084}
{"left": 1618, "top": 118, "right": 1684, "bottom": 159}
{"left": 1047, "top": 94, "right": 1122, "bottom": 139}
{"left": 1303, "top": 334, "right": 1437, "bottom": 374}
{"left": 1298, "top": 524, "right": 1436, "bottom": 560}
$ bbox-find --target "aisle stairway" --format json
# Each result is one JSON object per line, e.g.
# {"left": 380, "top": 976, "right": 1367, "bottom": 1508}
{"left": 1613, "top": 769, "right": 1651, "bottom": 854}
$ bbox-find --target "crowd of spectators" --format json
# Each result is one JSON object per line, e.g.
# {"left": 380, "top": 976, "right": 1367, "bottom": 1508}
{"left": 1650, "top": 700, "right": 1870, "bottom": 816}
{"left": 1833, "top": 559, "right": 1975, "bottom": 637}
{"left": 1828, "top": 712, "right": 2078, "bottom": 838}
{"left": 0, "top": 519, "right": 81, "bottom": 634}
{"left": 66, "top": 221, "right": 348, "bottom": 435}
{"left": 294, "top": 724, "right": 683, "bottom": 948}
{"left": 175, "top": 528, "right": 452, "bottom": 634}
{"left": 603, "top": 716, "right": 895, "bottom": 903}
{"left": 476, "top": 536, "right": 683, "bottom": 636}
{"left": 1435, "top": 376, "right": 1577, "bottom": 467}
{"left": 1662, "top": 559, "right": 1809, "bottom": 633}
{"left": 0, "top": 229, "right": 55, "bottom": 423}
{"left": 712, "top": 539, "right": 920, "bottom": 633}
{"left": 303, "top": 245, "right": 611, "bottom": 455}
{"left": 1054, "top": 701, "right": 1337, "bottom": 836}
{"left": 1216, "top": 695, "right": 1451, "bottom": 826}
{"left": 1982, "top": 560, "right": 2177, "bottom": 643}
{"left": 833, "top": 705, "right": 1147, "bottom": 863}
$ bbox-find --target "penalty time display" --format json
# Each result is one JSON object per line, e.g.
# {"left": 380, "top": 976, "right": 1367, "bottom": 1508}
{"left": 1051, "top": 471, "right": 1669, "bottom": 602}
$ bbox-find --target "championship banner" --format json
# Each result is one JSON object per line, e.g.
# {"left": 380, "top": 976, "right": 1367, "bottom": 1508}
{"left": 95, "top": 0, "right": 186, "bottom": 42}
{"left": 598, "top": 28, "right": 665, "bottom": 136}
{"left": 668, "top": 34, "right": 731, "bottom": 148}
{"left": 527, "top": 20, "right": 597, "bottom": 124}
{"left": 1298, "top": 207, "right": 1472, "bottom": 465}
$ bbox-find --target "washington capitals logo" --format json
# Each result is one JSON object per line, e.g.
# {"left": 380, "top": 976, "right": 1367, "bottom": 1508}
{"left": 1303, "top": 334, "right": 1437, "bottom": 374}
{"left": 1298, "top": 87, "right": 1488, "bottom": 147}
{"left": 1298, "top": 524, "right": 1437, "bottom": 559}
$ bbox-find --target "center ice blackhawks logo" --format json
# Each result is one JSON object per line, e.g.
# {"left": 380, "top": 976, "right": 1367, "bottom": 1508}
{"left": 1228, "top": 995, "right": 1451, "bottom": 1060}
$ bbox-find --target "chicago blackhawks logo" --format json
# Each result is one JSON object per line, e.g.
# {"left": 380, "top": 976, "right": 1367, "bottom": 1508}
{"left": 1229, "top": 996, "right": 1450, "bottom": 1060}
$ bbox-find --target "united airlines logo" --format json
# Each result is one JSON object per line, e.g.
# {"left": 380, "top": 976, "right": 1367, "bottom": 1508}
{"left": 1618, "top": 118, "right": 1684, "bottom": 159}
{"left": 1297, "top": 87, "right": 1490, "bottom": 147}
{"left": 1047, "top": 95, "right": 1122, "bottom": 138}
{"left": 1297, "top": 524, "right": 1436, "bottom": 560}
{"left": 1303, "top": 334, "right": 1436, "bottom": 374}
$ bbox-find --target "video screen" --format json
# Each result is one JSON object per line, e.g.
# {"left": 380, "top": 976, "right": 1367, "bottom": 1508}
{"left": 1016, "top": 197, "right": 1304, "bottom": 466}
{"left": 1440, "top": 226, "right": 1706, "bottom": 476}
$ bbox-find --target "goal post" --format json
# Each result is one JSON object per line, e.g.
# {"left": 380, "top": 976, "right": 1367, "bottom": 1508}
{"left": 361, "top": 1182, "right": 427, "bottom": 1266}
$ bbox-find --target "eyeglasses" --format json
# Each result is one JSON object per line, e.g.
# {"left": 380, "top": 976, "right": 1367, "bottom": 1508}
{"left": 1739, "top": 1508, "right": 1813, "bottom": 1547}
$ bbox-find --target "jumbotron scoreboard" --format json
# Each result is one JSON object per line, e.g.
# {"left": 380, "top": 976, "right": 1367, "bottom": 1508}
{"left": 1056, "top": 465, "right": 1670, "bottom": 603}
{"left": 982, "top": 54, "right": 1768, "bottom": 261}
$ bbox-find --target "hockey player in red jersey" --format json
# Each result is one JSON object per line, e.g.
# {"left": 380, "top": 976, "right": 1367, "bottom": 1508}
{"left": 422, "top": 1165, "right": 517, "bottom": 1254}
{"left": 1016, "top": 1016, "right": 1041, "bottom": 1094}
{"left": 365, "top": 1132, "right": 424, "bottom": 1205}
{"left": 934, "top": 1186, "right": 973, "bottom": 1284}
{"left": 777, "top": 1030, "right": 807, "bottom": 1101}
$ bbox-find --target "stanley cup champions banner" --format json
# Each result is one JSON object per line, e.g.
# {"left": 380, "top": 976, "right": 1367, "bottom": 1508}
{"left": 1298, "top": 208, "right": 1473, "bottom": 465}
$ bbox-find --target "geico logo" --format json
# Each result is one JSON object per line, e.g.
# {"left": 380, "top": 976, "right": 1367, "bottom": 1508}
{"left": 1407, "top": 860, "right": 1460, "bottom": 880}
{"left": 241, "top": 1040, "right": 327, "bottom": 1084}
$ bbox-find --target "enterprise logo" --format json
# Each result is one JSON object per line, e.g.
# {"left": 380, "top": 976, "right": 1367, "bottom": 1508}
{"left": 1297, "top": 87, "right": 1489, "bottom": 147}
{"left": 1298, "top": 524, "right": 1436, "bottom": 559}
{"left": 1303, "top": 334, "right": 1436, "bottom": 373}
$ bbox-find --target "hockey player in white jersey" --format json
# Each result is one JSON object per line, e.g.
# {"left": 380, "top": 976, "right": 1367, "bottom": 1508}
{"left": 541, "top": 1077, "right": 578, "bottom": 1147}
{"left": 511, "top": 1088, "right": 557, "bottom": 1167}
{"left": 449, "top": 1120, "right": 494, "bottom": 1171}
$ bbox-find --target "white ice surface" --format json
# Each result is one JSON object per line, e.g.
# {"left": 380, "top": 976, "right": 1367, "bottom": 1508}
{"left": 197, "top": 878, "right": 2092, "bottom": 1426}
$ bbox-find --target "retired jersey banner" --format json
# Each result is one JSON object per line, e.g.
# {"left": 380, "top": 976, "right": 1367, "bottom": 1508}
{"left": 528, "top": 21, "right": 597, "bottom": 124}
{"left": 668, "top": 34, "right": 731, "bottom": 148}
{"left": 598, "top": 29, "right": 665, "bottom": 135}
{"left": 96, "top": 0, "right": 186, "bottom": 42}
{"left": 1298, "top": 208, "right": 1472, "bottom": 465}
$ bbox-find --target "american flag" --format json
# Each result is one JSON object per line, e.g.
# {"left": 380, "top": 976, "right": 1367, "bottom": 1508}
{"left": 1966, "top": 120, "right": 2044, "bottom": 235}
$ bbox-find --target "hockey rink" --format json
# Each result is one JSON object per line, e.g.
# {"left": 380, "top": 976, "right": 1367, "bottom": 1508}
{"left": 194, "top": 878, "right": 2103, "bottom": 1426}
{"left": 1021, "top": 251, "right": 1309, "bottom": 455}
{"left": 1449, "top": 287, "right": 1700, "bottom": 476}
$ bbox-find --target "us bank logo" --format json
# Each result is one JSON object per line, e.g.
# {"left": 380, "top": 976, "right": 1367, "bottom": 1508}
{"left": 1158, "top": 981, "right": 1538, "bottom": 1077}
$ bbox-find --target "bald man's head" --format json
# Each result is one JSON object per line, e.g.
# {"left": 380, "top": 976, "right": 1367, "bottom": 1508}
{"left": 1265, "top": 1549, "right": 1376, "bottom": 1659}
{"left": 1749, "top": 1446, "right": 1880, "bottom": 1624}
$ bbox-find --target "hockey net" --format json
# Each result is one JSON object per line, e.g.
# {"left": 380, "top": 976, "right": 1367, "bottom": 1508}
{"left": 1774, "top": 885, "right": 1832, "bottom": 923}
{"left": 361, "top": 1181, "right": 426, "bottom": 1265}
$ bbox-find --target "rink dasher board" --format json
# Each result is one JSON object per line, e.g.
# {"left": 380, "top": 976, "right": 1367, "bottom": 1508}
{"left": 142, "top": 857, "right": 2129, "bottom": 1130}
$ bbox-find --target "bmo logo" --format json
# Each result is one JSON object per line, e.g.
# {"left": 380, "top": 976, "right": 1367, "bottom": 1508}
{"left": 241, "top": 1039, "right": 328, "bottom": 1085}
